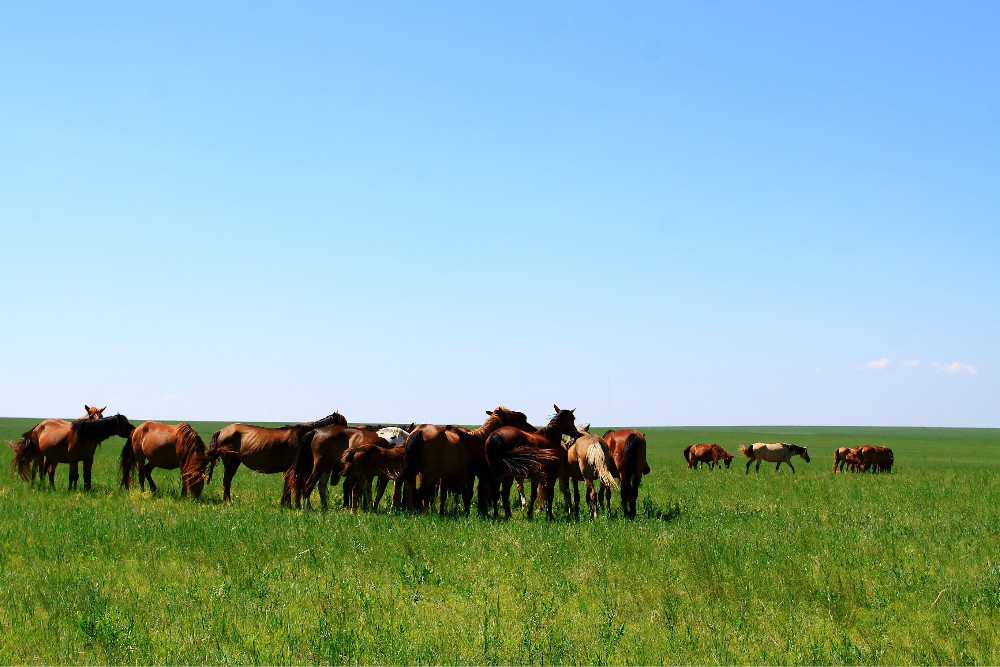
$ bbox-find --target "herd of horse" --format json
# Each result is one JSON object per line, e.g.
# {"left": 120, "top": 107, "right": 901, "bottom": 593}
{"left": 6, "top": 405, "right": 895, "bottom": 518}
{"left": 6, "top": 405, "right": 650, "bottom": 519}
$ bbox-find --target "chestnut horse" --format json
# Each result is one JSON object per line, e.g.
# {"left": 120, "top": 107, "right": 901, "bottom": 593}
{"left": 832, "top": 446, "right": 864, "bottom": 473}
{"left": 740, "top": 442, "right": 810, "bottom": 474}
{"left": 35, "top": 405, "right": 106, "bottom": 482}
{"left": 9, "top": 414, "right": 136, "bottom": 490}
{"left": 338, "top": 441, "right": 409, "bottom": 511}
{"left": 485, "top": 406, "right": 579, "bottom": 519}
{"left": 559, "top": 429, "right": 619, "bottom": 520}
{"left": 599, "top": 428, "right": 649, "bottom": 519}
{"left": 294, "top": 424, "right": 393, "bottom": 510}
{"left": 684, "top": 443, "right": 734, "bottom": 470}
{"left": 400, "top": 406, "right": 536, "bottom": 516}
{"left": 206, "top": 412, "right": 347, "bottom": 506}
{"left": 858, "top": 445, "right": 894, "bottom": 473}
{"left": 120, "top": 422, "right": 210, "bottom": 497}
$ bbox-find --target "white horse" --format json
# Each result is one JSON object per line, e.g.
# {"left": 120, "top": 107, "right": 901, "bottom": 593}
{"left": 740, "top": 442, "right": 810, "bottom": 474}
{"left": 376, "top": 426, "right": 410, "bottom": 447}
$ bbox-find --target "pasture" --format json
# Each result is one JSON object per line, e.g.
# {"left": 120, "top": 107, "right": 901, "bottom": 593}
{"left": 1, "top": 418, "right": 999, "bottom": 665}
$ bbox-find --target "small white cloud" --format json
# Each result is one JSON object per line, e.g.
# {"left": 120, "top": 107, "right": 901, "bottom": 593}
{"left": 860, "top": 358, "right": 890, "bottom": 370}
{"left": 932, "top": 362, "right": 978, "bottom": 375}
{"left": 901, "top": 359, "right": 921, "bottom": 368}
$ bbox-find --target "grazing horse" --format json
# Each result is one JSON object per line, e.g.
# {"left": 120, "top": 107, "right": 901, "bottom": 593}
{"left": 400, "top": 406, "right": 536, "bottom": 516}
{"left": 684, "top": 443, "right": 734, "bottom": 470}
{"left": 599, "top": 428, "right": 650, "bottom": 519}
{"left": 206, "top": 412, "right": 347, "bottom": 506}
{"left": 485, "top": 406, "right": 580, "bottom": 520}
{"left": 858, "top": 446, "right": 894, "bottom": 473}
{"left": 740, "top": 442, "right": 810, "bottom": 474}
{"left": 120, "top": 422, "right": 210, "bottom": 497}
{"left": 559, "top": 429, "right": 619, "bottom": 519}
{"left": 9, "top": 414, "right": 136, "bottom": 490}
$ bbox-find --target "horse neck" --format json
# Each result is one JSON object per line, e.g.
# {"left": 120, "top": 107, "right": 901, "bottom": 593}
{"left": 466, "top": 412, "right": 503, "bottom": 439}
{"left": 76, "top": 416, "right": 124, "bottom": 443}
{"left": 537, "top": 423, "right": 565, "bottom": 445}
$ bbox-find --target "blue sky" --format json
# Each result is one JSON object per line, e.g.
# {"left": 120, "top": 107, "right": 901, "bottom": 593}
{"left": 2, "top": 2, "right": 997, "bottom": 427}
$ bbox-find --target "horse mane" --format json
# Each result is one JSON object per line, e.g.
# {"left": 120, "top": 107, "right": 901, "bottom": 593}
{"left": 73, "top": 413, "right": 127, "bottom": 434}
{"left": 283, "top": 412, "right": 347, "bottom": 430}
{"left": 786, "top": 443, "right": 807, "bottom": 455}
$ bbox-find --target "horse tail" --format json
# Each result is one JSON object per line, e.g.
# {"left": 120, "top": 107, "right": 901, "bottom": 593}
{"left": 401, "top": 429, "right": 425, "bottom": 480}
{"left": 623, "top": 432, "right": 642, "bottom": 475}
{"left": 740, "top": 443, "right": 753, "bottom": 458}
{"left": 590, "top": 441, "right": 619, "bottom": 491}
{"left": 177, "top": 424, "right": 208, "bottom": 491}
{"left": 205, "top": 430, "right": 222, "bottom": 485}
{"left": 682, "top": 444, "right": 693, "bottom": 464}
{"left": 339, "top": 445, "right": 361, "bottom": 479}
{"left": 8, "top": 430, "right": 38, "bottom": 481}
{"left": 119, "top": 430, "right": 136, "bottom": 489}
{"left": 292, "top": 429, "right": 317, "bottom": 494}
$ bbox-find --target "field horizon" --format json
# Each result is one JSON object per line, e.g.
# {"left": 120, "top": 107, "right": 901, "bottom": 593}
{"left": 2, "top": 418, "right": 998, "bottom": 664}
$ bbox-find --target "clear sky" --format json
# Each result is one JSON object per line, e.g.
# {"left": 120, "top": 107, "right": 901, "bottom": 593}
{"left": 2, "top": 2, "right": 997, "bottom": 427}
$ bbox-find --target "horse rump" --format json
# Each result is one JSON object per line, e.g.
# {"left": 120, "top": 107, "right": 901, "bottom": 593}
{"left": 740, "top": 443, "right": 754, "bottom": 458}
{"left": 119, "top": 433, "right": 137, "bottom": 489}
{"left": 8, "top": 430, "right": 39, "bottom": 481}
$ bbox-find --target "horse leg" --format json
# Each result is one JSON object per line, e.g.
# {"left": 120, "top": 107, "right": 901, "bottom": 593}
{"left": 514, "top": 478, "right": 527, "bottom": 508}
{"left": 745, "top": 459, "right": 752, "bottom": 475}
{"left": 145, "top": 465, "right": 158, "bottom": 494}
{"left": 755, "top": 460, "right": 761, "bottom": 473}
{"left": 47, "top": 461, "right": 57, "bottom": 488}
{"left": 586, "top": 480, "right": 597, "bottom": 520}
{"left": 373, "top": 476, "right": 389, "bottom": 511}
{"left": 221, "top": 458, "right": 240, "bottom": 504}
{"left": 788, "top": 461, "right": 796, "bottom": 474}
{"left": 83, "top": 458, "right": 94, "bottom": 491}
{"left": 571, "top": 480, "right": 580, "bottom": 519}
{"left": 68, "top": 461, "right": 80, "bottom": 490}
{"left": 775, "top": 462, "right": 781, "bottom": 472}
{"left": 526, "top": 478, "right": 538, "bottom": 520}
{"left": 501, "top": 479, "right": 513, "bottom": 519}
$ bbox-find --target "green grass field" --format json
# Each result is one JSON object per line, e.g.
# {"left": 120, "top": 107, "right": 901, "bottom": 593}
{"left": 1, "top": 418, "right": 998, "bottom": 665}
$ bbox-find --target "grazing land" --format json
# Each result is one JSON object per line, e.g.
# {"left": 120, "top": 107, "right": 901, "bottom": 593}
{"left": 1, "top": 418, "right": 998, "bottom": 665}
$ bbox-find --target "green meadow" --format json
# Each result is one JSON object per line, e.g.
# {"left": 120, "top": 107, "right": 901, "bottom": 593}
{"left": 1, "top": 418, "right": 998, "bottom": 665}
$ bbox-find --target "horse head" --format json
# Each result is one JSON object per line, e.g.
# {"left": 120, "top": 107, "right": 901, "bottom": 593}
{"left": 83, "top": 405, "right": 107, "bottom": 420}
{"left": 489, "top": 406, "right": 533, "bottom": 431}
{"left": 723, "top": 452, "right": 734, "bottom": 468}
{"left": 113, "top": 414, "right": 137, "bottom": 438}
{"left": 549, "top": 405, "right": 578, "bottom": 438}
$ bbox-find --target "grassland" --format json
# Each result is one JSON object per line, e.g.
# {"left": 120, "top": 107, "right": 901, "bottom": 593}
{"left": 1, "top": 418, "right": 998, "bottom": 665}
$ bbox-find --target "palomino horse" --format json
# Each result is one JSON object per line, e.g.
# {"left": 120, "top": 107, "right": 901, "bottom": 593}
{"left": 9, "top": 414, "right": 136, "bottom": 490}
{"left": 401, "top": 406, "right": 535, "bottom": 516}
{"left": 684, "top": 443, "right": 734, "bottom": 470}
{"left": 832, "top": 446, "right": 864, "bottom": 473}
{"left": 740, "top": 442, "right": 810, "bottom": 474}
{"left": 599, "top": 428, "right": 650, "bottom": 519}
{"left": 120, "top": 422, "right": 210, "bottom": 497}
{"left": 206, "top": 412, "right": 347, "bottom": 506}
{"left": 485, "top": 406, "right": 579, "bottom": 519}
{"left": 559, "top": 428, "right": 619, "bottom": 520}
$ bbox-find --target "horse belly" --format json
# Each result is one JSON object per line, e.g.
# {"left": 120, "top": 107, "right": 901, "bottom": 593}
{"left": 240, "top": 446, "right": 296, "bottom": 474}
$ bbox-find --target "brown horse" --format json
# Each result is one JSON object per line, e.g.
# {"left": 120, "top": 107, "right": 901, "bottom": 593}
{"left": 559, "top": 430, "right": 619, "bottom": 520}
{"left": 9, "top": 414, "right": 136, "bottom": 490}
{"left": 599, "top": 428, "right": 649, "bottom": 519}
{"left": 858, "top": 445, "right": 894, "bottom": 473}
{"left": 120, "top": 422, "right": 210, "bottom": 497}
{"left": 205, "top": 412, "right": 347, "bottom": 506}
{"left": 294, "top": 424, "right": 392, "bottom": 510}
{"left": 832, "top": 446, "right": 861, "bottom": 473}
{"left": 400, "top": 406, "right": 536, "bottom": 516}
{"left": 684, "top": 443, "right": 734, "bottom": 470}
{"left": 338, "top": 441, "right": 409, "bottom": 511}
{"left": 35, "top": 405, "right": 107, "bottom": 481}
{"left": 485, "top": 406, "right": 579, "bottom": 519}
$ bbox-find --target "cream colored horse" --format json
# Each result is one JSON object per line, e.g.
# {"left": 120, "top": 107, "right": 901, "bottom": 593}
{"left": 740, "top": 442, "right": 810, "bottom": 474}
{"left": 559, "top": 425, "right": 620, "bottom": 519}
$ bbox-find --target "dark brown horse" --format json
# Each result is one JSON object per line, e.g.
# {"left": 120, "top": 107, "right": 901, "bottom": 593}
{"left": 400, "top": 406, "right": 536, "bottom": 516}
{"left": 205, "top": 412, "right": 347, "bottom": 506}
{"left": 485, "top": 406, "right": 579, "bottom": 519}
{"left": 9, "top": 414, "right": 136, "bottom": 490}
{"left": 599, "top": 429, "right": 650, "bottom": 519}
{"left": 338, "top": 441, "right": 409, "bottom": 511}
{"left": 294, "top": 424, "right": 392, "bottom": 510}
{"left": 120, "top": 422, "right": 210, "bottom": 497}
{"left": 684, "top": 443, "right": 734, "bottom": 470}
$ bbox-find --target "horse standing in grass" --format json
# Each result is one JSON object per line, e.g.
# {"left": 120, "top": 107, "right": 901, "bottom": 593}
{"left": 858, "top": 446, "right": 893, "bottom": 473}
{"left": 599, "top": 428, "right": 649, "bottom": 519}
{"left": 684, "top": 443, "right": 734, "bottom": 470}
{"left": 740, "top": 442, "right": 810, "bottom": 474}
{"left": 338, "top": 441, "right": 409, "bottom": 511}
{"left": 9, "top": 414, "right": 136, "bottom": 490}
{"left": 559, "top": 428, "right": 619, "bottom": 520}
{"left": 34, "top": 405, "right": 106, "bottom": 481}
{"left": 295, "top": 424, "right": 393, "bottom": 510}
{"left": 400, "top": 406, "right": 536, "bottom": 516}
{"left": 485, "top": 406, "right": 580, "bottom": 520}
{"left": 120, "top": 422, "right": 211, "bottom": 497}
{"left": 206, "top": 412, "right": 347, "bottom": 506}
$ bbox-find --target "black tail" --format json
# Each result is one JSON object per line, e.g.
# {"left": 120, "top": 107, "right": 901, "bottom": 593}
{"left": 205, "top": 431, "right": 222, "bottom": 485}
{"left": 292, "top": 429, "right": 318, "bottom": 495}
{"left": 624, "top": 432, "right": 643, "bottom": 475}
{"left": 119, "top": 432, "right": 136, "bottom": 489}
{"left": 401, "top": 429, "right": 425, "bottom": 481}
{"left": 8, "top": 430, "right": 39, "bottom": 481}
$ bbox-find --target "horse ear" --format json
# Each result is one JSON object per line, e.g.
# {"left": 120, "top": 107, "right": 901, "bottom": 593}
{"left": 100, "top": 406, "right": 107, "bottom": 413}
{"left": 571, "top": 408, "right": 576, "bottom": 413}
{"left": 85, "top": 404, "right": 91, "bottom": 411}
{"left": 553, "top": 404, "right": 560, "bottom": 413}
{"left": 486, "top": 410, "right": 492, "bottom": 416}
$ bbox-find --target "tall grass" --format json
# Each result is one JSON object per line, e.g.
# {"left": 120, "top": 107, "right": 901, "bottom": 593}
{"left": 1, "top": 418, "right": 998, "bottom": 664}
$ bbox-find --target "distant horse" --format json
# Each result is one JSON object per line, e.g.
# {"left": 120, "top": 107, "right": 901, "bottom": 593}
{"left": 10, "top": 414, "right": 136, "bottom": 490}
{"left": 120, "top": 422, "right": 210, "bottom": 497}
{"left": 833, "top": 446, "right": 858, "bottom": 473}
{"left": 858, "top": 446, "right": 894, "bottom": 473}
{"left": 401, "top": 406, "right": 536, "bottom": 516}
{"left": 206, "top": 412, "right": 347, "bottom": 506}
{"left": 684, "top": 443, "right": 734, "bottom": 470}
{"left": 485, "top": 406, "right": 580, "bottom": 519}
{"left": 599, "top": 428, "right": 650, "bottom": 519}
{"left": 740, "top": 442, "right": 810, "bottom": 474}
{"left": 559, "top": 429, "right": 619, "bottom": 519}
